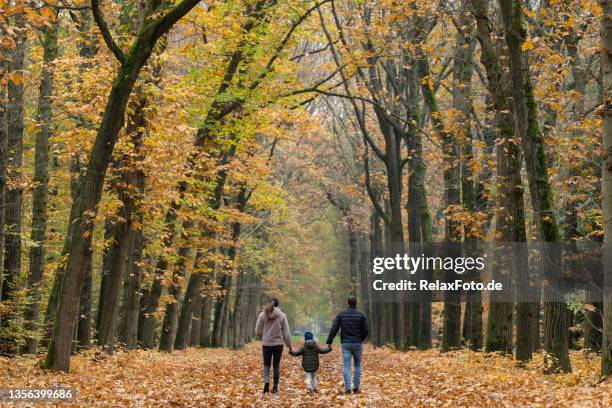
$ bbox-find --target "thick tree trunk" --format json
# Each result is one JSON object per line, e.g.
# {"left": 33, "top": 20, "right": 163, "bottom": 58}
{"left": 452, "top": 10, "right": 474, "bottom": 351}
{"left": 600, "top": 0, "right": 612, "bottom": 378}
{"left": 471, "top": 0, "right": 529, "bottom": 357}
{"left": 417, "top": 53, "right": 462, "bottom": 352}
{"left": 175, "top": 272, "right": 202, "bottom": 350}
{"left": 0, "top": 54, "right": 7, "bottom": 308}
{"left": 231, "top": 267, "right": 249, "bottom": 348}
{"left": 75, "top": 253, "right": 93, "bottom": 350}
{"left": 468, "top": 97, "right": 495, "bottom": 352}
{"left": 0, "top": 12, "right": 26, "bottom": 356}
{"left": 498, "top": 0, "right": 569, "bottom": 371}
{"left": 96, "top": 79, "right": 147, "bottom": 354}
{"left": 96, "top": 219, "right": 115, "bottom": 338}
{"left": 189, "top": 289, "right": 203, "bottom": 347}
{"left": 212, "top": 273, "right": 231, "bottom": 348}
{"left": 119, "top": 229, "right": 144, "bottom": 350}
{"left": 22, "top": 15, "right": 58, "bottom": 354}
{"left": 138, "top": 279, "right": 163, "bottom": 349}
{"left": 383, "top": 129, "right": 404, "bottom": 350}
{"left": 43, "top": 11, "right": 97, "bottom": 349}
{"left": 404, "top": 65, "right": 434, "bottom": 349}
{"left": 41, "top": 156, "right": 83, "bottom": 349}
{"left": 158, "top": 238, "right": 192, "bottom": 352}
{"left": 199, "top": 296, "right": 213, "bottom": 347}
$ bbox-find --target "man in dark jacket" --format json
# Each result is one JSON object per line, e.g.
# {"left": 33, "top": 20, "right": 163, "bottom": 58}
{"left": 326, "top": 295, "right": 369, "bottom": 394}
{"left": 289, "top": 332, "right": 331, "bottom": 393}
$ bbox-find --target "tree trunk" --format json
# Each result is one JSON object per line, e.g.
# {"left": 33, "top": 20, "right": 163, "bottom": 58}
{"left": 231, "top": 266, "right": 250, "bottom": 348}
{"left": 158, "top": 237, "right": 192, "bottom": 353}
{"left": 0, "top": 51, "right": 7, "bottom": 310}
{"left": 189, "top": 290, "right": 203, "bottom": 347}
{"left": 498, "top": 0, "right": 569, "bottom": 371}
{"left": 348, "top": 216, "right": 357, "bottom": 295}
{"left": 174, "top": 272, "right": 202, "bottom": 350}
{"left": 451, "top": 9, "right": 475, "bottom": 352}
{"left": 417, "top": 52, "right": 462, "bottom": 352}
{"left": 404, "top": 63, "right": 420, "bottom": 348}
{"left": 382, "top": 202, "right": 395, "bottom": 345}
{"left": 600, "top": 0, "right": 612, "bottom": 378}
{"left": 96, "top": 79, "right": 147, "bottom": 354}
{"left": 138, "top": 211, "right": 177, "bottom": 349}
{"left": 138, "top": 278, "right": 163, "bottom": 349}
{"left": 199, "top": 296, "right": 213, "bottom": 347}
{"left": 369, "top": 211, "right": 383, "bottom": 346}
{"left": 75, "top": 253, "right": 92, "bottom": 350}
{"left": 22, "top": 14, "right": 58, "bottom": 354}
{"left": 404, "top": 61, "right": 433, "bottom": 349}
{"left": 471, "top": 0, "right": 528, "bottom": 357}
{"left": 118, "top": 229, "right": 144, "bottom": 350}
{"left": 0, "top": 12, "right": 26, "bottom": 356}
{"left": 42, "top": 10, "right": 97, "bottom": 349}
{"left": 358, "top": 235, "right": 370, "bottom": 322}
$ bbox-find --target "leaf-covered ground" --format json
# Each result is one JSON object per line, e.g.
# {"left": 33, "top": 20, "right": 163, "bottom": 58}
{"left": 0, "top": 343, "right": 609, "bottom": 407}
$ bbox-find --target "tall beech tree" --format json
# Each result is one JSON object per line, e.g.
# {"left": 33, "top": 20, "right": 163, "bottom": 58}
{"left": 23, "top": 9, "right": 59, "bottom": 354}
{"left": 601, "top": 0, "right": 612, "bottom": 378}
{"left": 498, "top": 0, "right": 570, "bottom": 372}
{"left": 0, "top": 10, "right": 27, "bottom": 356}
{"left": 45, "top": 0, "right": 202, "bottom": 372}
{"left": 470, "top": 0, "right": 529, "bottom": 358}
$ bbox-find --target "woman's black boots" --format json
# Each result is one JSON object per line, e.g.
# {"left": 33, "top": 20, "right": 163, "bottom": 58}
{"left": 263, "top": 383, "right": 270, "bottom": 394}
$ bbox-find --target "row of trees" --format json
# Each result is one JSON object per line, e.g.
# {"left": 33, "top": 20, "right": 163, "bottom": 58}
{"left": 290, "top": 0, "right": 611, "bottom": 377}
{"left": 0, "top": 0, "right": 332, "bottom": 372}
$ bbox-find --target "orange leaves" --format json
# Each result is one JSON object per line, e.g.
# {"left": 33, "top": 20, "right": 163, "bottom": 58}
{"left": 0, "top": 344, "right": 608, "bottom": 406}
{"left": 521, "top": 39, "right": 537, "bottom": 52}
{"left": 2, "top": 70, "right": 25, "bottom": 85}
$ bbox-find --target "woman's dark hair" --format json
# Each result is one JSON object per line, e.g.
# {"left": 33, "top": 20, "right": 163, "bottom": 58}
{"left": 265, "top": 297, "right": 279, "bottom": 313}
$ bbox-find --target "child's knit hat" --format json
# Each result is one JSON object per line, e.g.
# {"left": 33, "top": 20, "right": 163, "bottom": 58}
{"left": 304, "top": 331, "right": 314, "bottom": 341}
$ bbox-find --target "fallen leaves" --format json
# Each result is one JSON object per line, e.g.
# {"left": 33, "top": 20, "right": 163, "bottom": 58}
{"left": 0, "top": 344, "right": 609, "bottom": 407}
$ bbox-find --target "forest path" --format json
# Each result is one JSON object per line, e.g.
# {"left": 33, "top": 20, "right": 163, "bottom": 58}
{"left": 0, "top": 343, "right": 609, "bottom": 407}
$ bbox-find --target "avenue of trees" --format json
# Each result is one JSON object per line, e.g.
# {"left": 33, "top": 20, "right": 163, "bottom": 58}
{"left": 0, "top": 0, "right": 610, "bottom": 380}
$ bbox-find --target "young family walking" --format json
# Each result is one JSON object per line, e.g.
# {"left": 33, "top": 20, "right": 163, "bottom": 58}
{"left": 255, "top": 295, "right": 369, "bottom": 394}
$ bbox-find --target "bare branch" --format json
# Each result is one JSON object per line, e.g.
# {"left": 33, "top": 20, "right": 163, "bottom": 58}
{"left": 91, "top": 0, "right": 125, "bottom": 63}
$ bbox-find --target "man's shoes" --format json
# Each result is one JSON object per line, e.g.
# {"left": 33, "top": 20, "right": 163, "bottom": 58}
{"left": 313, "top": 389, "right": 318, "bottom": 393}
{"left": 263, "top": 383, "right": 269, "bottom": 394}
{"left": 353, "top": 388, "right": 360, "bottom": 394}
{"left": 345, "top": 389, "right": 352, "bottom": 394}
{"left": 306, "top": 389, "right": 312, "bottom": 394}
{"left": 272, "top": 385, "right": 279, "bottom": 394}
